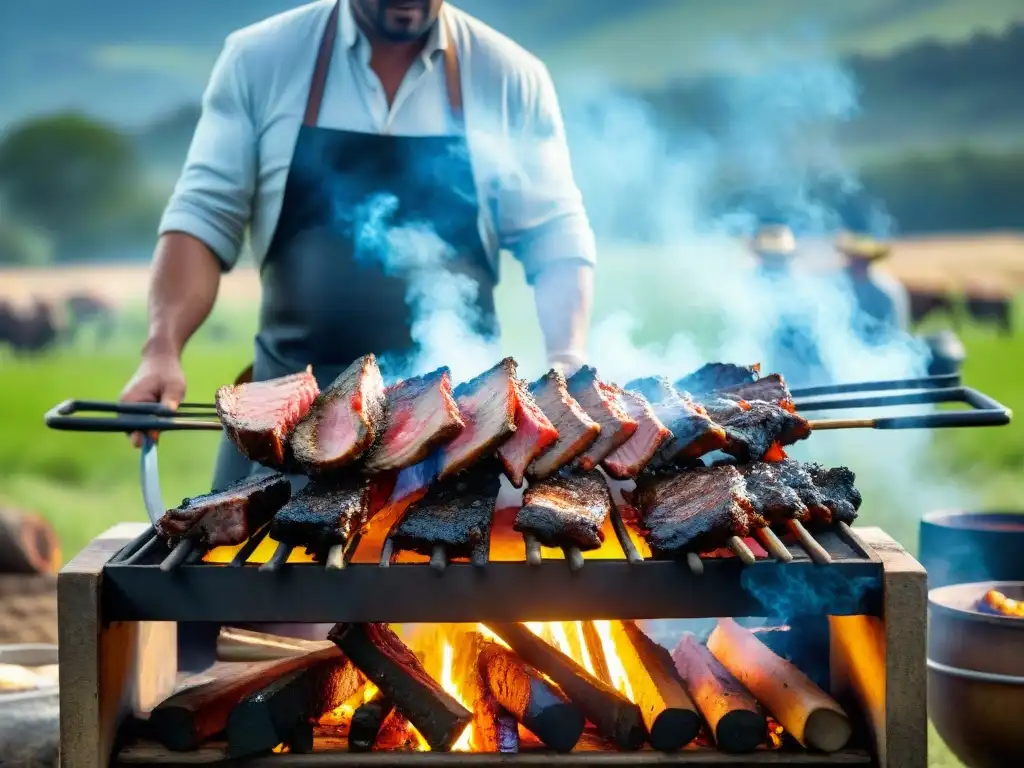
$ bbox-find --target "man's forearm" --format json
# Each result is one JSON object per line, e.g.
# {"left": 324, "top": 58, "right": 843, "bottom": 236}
{"left": 532, "top": 260, "right": 594, "bottom": 372}
{"left": 144, "top": 232, "right": 222, "bottom": 358}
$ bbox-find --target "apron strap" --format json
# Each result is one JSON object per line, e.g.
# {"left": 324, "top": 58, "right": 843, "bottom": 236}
{"left": 304, "top": 1, "right": 463, "bottom": 128}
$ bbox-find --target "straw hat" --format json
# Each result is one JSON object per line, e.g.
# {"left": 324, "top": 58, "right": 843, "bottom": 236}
{"left": 835, "top": 231, "right": 891, "bottom": 262}
{"left": 751, "top": 224, "right": 797, "bottom": 255}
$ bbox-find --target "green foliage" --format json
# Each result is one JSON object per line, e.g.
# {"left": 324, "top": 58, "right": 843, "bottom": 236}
{"left": 0, "top": 113, "right": 140, "bottom": 255}
{"left": 0, "top": 214, "right": 54, "bottom": 266}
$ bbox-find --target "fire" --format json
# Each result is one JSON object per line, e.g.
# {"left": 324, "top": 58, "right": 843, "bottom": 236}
{"left": 320, "top": 682, "right": 380, "bottom": 726}
{"left": 593, "top": 621, "right": 635, "bottom": 701}
{"left": 767, "top": 718, "right": 785, "bottom": 749}
{"left": 440, "top": 641, "right": 474, "bottom": 751}
{"left": 203, "top": 536, "right": 317, "bottom": 565}
{"left": 525, "top": 621, "right": 634, "bottom": 700}
{"left": 981, "top": 589, "right": 1024, "bottom": 617}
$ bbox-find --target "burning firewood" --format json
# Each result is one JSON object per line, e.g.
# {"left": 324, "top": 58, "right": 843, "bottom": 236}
{"left": 224, "top": 647, "right": 363, "bottom": 758}
{"left": 349, "top": 689, "right": 395, "bottom": 752}
{"left": 148, "top": 649, "right": 344, "bottom": 751}
{"left": 484, "top": 622, "right": 646, "bottom": 750}
{"left": 328, "top": 623, "right": 472, "bottom": 751}
{"left": 608, "top": 621, "right": 701, "bottom": 751}
{"left": 579, "top": 621, "right": 613, "bottom": 686}
{"left": 477, "top": 640, "right": 584, "bottom": 752}
{"left": 452, "top": 631, "right": 521, "bottom": 754}
{"left": 707, "top": 618, "right": 852, "bottom": 752}
{"left": 671, "top": 632, "right": 766, "bottom": 754}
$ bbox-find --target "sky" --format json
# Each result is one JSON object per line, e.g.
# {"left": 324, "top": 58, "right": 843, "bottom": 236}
{"left": 1, "top": 0, "right": 1022, "bottom": 128}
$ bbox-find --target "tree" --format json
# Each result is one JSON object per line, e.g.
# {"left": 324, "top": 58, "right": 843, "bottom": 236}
{"left": 0, "top": 113, "right": 140, "bottom": 253}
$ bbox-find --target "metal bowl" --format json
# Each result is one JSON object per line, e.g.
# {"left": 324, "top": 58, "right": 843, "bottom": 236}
{"left": 919, "top": 511, "right": 1024, "bottom": 589}
{"left": 928, "top": 581, "right": 1024, "bottom": 768}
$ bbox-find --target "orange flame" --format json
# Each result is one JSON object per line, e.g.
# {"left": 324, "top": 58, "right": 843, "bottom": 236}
{"left": 982, "top": 589, "right": 1024, "bottom": 617}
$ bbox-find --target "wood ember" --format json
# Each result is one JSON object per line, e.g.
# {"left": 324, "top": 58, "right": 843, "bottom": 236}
{"left": 328, "top": 623, "right": 471, "bottom": 751}
{"left": 349, "top": 689, "right": 394, "bottom": 752}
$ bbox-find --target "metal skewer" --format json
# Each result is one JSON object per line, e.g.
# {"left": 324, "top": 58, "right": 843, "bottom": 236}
{"left": 160, "top": 539, "right": 195, "bottom": 571}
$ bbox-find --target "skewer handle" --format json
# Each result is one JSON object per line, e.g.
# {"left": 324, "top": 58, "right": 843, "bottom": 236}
{"left": 727, "top": 536, "right": 757, "bottom": 565}
{"left": 160, "top": 539, "right": 195, "bottom": 571}
{"left": 326, "top": 544, "right": 346, "bottom": 570}
{"left": 523, "top": 534, "right": 542, "bottom": 567}
{"left": 686, "top": 552, "right": 704, "bottom": 576}
{"left": 564, "top": 546, "right": 585, "bottom": 572}
{"left": 429, "top": 543, "right": 448, "bottom": 573}
{"left": 808, "top": 418, "right": 876, "bottom": 430}
{"left": 755, "top": 526, "right": 793, "bottom": 563}
{"left": 787, "top": 520, "right": 832, "bottom": 564}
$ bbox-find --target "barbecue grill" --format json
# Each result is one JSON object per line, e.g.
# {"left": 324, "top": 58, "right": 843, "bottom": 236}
{"left": 50, "top": 372, "right": 1007, "bottom": 768}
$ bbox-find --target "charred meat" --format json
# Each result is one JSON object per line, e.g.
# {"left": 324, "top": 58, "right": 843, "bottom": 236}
{"left": 601, "top": 389, "right": 672, "bottom": 480}
{"left": 217, "top": 369, "right": 319, "bottom": 467}
{"left": 514, "top": 469, "right": 612, "bottom": 551}
{"left": 437, "top": 358, "right": 518, "bottom": 481}
{"left": 289, "top": 355, "right": 387, "bottom": 475}
{"left": 702, "top": 398, "right": 811, "bottom": 462}
{"left": 156, "top": 473, "right": 291, "bottom": 547}
{"left": 717, "top": 373, "right": 794, "bottom": 410}
{"left": 674, "top": 363, "right": 760, "bottom": 396}
{"left": 496, "top": 374, "right": 559, "bottom": 488}
{"left": 269, "top": 475, "right": 370, "bottom": 559}
{"left": 362, "top": 367, "right": 465, "bottom": 474}
{"left": 805, "top": 463, "right": 861, "bottom": 525}
{"left": 526, "top": 370, "right": 601, "bottom": 482}
{"left": 567, "top": 367, "right": 639, "bottom": 471}
{"left": 635, "top": 466, "right": 760, "bottom": 555}
{"left": 735, "top": 461, "right": 810, "bottom": 524}
{"left": 625, "top": 377, "right": 726, "bottom": 466}
{"left": 390, "top": 466, "right": 500, "bottom": 565}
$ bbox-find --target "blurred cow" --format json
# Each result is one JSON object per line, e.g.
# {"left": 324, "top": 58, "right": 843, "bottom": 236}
{"left": 64, "top": 292, "right": 117, "bottom": 345}
{"left": 908, "top": 287, "right": 958, "bottom": 328}
{"left": 963, "top": 281, "right": 1013, "bottom": 335}
{"left": 0, "top": 298, "right": 60, "bottom": 354}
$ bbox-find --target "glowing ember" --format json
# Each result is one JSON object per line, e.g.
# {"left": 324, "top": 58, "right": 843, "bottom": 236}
{"left": 768, "top": 718, "right": 785, "bottom": 749}
{"left": 203, "top": 535, "right": 317, "bottom": 565}
{"left": 271, "top": 744, "right": 289, "bottom": 754}
{"left": 982, "top": 589, "right": 1024, "bottom": 617}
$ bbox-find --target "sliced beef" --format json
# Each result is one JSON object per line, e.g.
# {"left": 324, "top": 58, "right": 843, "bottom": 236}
{"left": 674, "top": 363, "right": 760, "bottom": 396}
{"left": 601, "top": 389, "right": 672, "bottom": 480}
{"left": 718, "top": 373, "right": 794, "bottom": 410}
{"left": 269, "top": 475, "right": 370, "bottom": 559}
{"left": 624, "top": 377, "right": 726, "bottom": 466}
{"left": 567, "top": 367, "right": 639, "bottom": 471}
{"left": 436, "top": 358, "right": 519, "bottom": 481}
{"left": 156, "top": 473, "right": 291, "bottom": 547}
{"left": 702, "top": 398, "right": 811, "bottom": 462}
{"left": 390, "top": 466, "right": 501, "bottom": 565}
{"left": 805, "top": 463, "right": 862, "bottom": 525}
{"left": 363, "top": 367, "right": 465, "bottom": 474}
{"left": 514, "top": 469, "right": 612, "bottom": 551}
{"left": 635, "top": 466, "right": 759, "bottom": 556}
{"left": 736, "top": 462, "right": 810, "bottom": 525}
{"left": 525, "top": 370, "right": 601, "bottom": 482}
{"left": 217, "top": 368, "right": 320, "bottom": 467}
{"left": 289, "top": 355, "right": 387, "bottom": 475}
{"left": 496, "top": 374, "right": 559, "bottom": 488}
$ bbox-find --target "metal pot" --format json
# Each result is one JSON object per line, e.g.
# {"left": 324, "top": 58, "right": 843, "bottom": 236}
{"left": 919, "top": 511, "right": 1024, "bottom": 589}
{"left": 928, "top": 581, "right": 1024, "bottom": 768}
{"left": 922, "top": 329, "right": 966, "bottom": 377}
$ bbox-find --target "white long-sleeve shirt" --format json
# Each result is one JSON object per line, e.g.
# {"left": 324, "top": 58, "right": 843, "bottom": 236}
{"left": 158, "top": 0, "right": 596, "bottom": 284}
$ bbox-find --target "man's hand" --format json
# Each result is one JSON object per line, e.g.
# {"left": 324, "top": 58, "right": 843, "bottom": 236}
{"left": 119, "top": 352, "right": 187, "bottom": 448}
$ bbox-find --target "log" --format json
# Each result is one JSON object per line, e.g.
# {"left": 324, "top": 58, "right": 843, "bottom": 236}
{"left": 0, "top": 509, "right": 60, "bottom": 574}
{"left": 349, "top": 689, "right": 394, "bottom": 752}
{"left": 148, "top": 652, "right": 339, "bottom": 751}
{"left": 328, "top": 623, "right": 471, "bottom": 751}
{"left": 707, "top": 618, "right": 852, "bottom": 752}
{"left": 477, "top": 640, "right": 584, "bottom": 752}
{"left": 216, "top": 628, "right": 331, "bottom": 662}
{"left": 473, "top": 695, "right": 520, "bottom": 753}
{"left": 224, "top": 646, "right": 363, "bottom": 758}
{"left": 579, "top": 621, "right": 613, "bottom": 686}
{"left": 485, "top": 622, "right": 646, "bottom": 750}
{"left": 609, "top": 621, "right": 701, "bottom": 751}
{"left": 372, "top": 710, "right": 420, "bottom": 751}
{"left": 671, "top": 632, "right": 765, "bottom": 754}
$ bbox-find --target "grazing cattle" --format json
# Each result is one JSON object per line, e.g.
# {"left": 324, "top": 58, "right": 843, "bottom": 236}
{"left": 963, "top": 282, "right": 1013, "bottom": 335}
{"left": 907, "top": 287, "right": 958, "bottom": 328}
{"left": 64, "top": 293, "right": 116, "bottom": 344}
{"left": 0, "top": 299, "right": 60, "bottom": 354}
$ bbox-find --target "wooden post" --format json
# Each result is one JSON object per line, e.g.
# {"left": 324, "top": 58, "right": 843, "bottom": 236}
{"left": 58, "top": 523, "right": 178, "bottom": 768}
{"left": 829, "top": 526, "right": 926, "bottom": 768}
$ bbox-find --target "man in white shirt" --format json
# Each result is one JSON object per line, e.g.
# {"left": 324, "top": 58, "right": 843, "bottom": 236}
{"left": 120, "top": 0, "right": 596, "bottom": 493}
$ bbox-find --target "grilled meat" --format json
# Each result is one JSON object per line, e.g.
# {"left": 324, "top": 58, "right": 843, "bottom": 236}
{"left": 217, "top": 369, "right": 320, "bottom": 467}
{"left": 156, "top": 473, "right": 291, "bottom": 547}
{"left": 702, "top": 398, "right": 811, "bottom": 461}
{"left": 526, "top": 370, "right": 601, "bottom": 482}
{"left": 718, "top": 373, "right": 794, "bottom": 410}
{"left": 390, "top": 466, "right": 500, "bottom": 565}
{"left": 437, "top": 358, "right": 518, "bottom": 481}
{"left": 496, "top": 374, "right": 559, "bottom": 488}
{"left": 269, "top": 475, "right": 370, "bottom": 558}
{"left": 674, "top": 363, "right": 760, "bottom": 396}
{"left": 736, "top": 461, "right": 810, "bottom": 524}
{"left": 805, "top": 463, "right": 861, "bottom": 525}
{"left": 567, "top": 367, "right": 639, "bottom": 471}
{"left": 362, "top": 367, "right": 465, "bottom": 473}
{"left": 514, "top": 469, "right": 612, "bottom": 551}
{"left": 388, "top": 456, "right": 439, "bottom": 506}
{"left": 289, "top": 355, "right": 387, "bottom": 475}
{"left": 635, "top": 466, "right": 761, "bottom": 555}
{"left": 601, "top": 389, "right": 672, "bottom": 480}
{"left": 625, "top": 377, "right": 726, "bottom": 466}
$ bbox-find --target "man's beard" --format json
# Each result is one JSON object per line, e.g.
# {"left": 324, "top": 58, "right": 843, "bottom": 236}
{"left": 376, "top": 0, "right": 432, "bottom": 42}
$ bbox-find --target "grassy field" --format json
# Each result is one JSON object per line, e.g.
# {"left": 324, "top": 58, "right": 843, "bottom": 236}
{"left": 1, "top": 257, "right": 1019, "bottom": 768}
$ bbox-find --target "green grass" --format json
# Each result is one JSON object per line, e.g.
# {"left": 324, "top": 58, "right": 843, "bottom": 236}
{"left": 1, "top": 261, "right": 1018, "bottom": 768}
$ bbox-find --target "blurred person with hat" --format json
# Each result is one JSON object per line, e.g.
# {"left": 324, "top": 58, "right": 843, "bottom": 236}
{"left": 834, "top": 230, "right": 910, "bottom": 342}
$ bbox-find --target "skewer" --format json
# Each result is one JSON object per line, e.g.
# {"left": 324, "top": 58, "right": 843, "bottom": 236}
{"left": 111, "top": 526, "right": 159, "bottom": 564}
{"left": 808, "top": 418, "right": 875, "bottom": 430}
{"left": 564, "top": 546, "right": 585, "bottom": 572}
{"left": 123, "top": 534, "right": 164, "bottom": 566}
{"left": 229, "top": 525, "right": 272, "bottom": 567}
{"left": 326, "top": 545, "right": 346, "bottom": 570}
{"left": 378, "top": 538, "right": 395, "bottom": 568}
{"left": 787, "top": 520, "right": 832, "bottom": 564}
{"left": 727, "top": 536, "right": 757, "bottom": 565}
{"left": 160, "top": 539, "right": 195, "bottom": 571}
{"left": 686, "top": 552, "right": 704, "bottom": 575}
{"left": 523, "top": 534, "right": 543, "bottom": 567}
{"left": 259, "top": 541, "right": 292, "bottom": 572}
{"left": 609, "top": 505, "right": 644, "bottom": 564}
{"left": 429, "top": 543, "right": 448, "bottom": 573}
{"left": 470, "top": 545, "right": 488, "bottom": 568}
{"left": 755, "top": 526, "right": 793, "bottom": 563}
